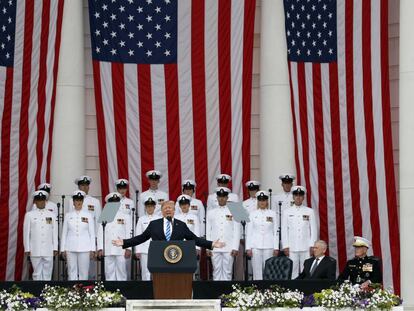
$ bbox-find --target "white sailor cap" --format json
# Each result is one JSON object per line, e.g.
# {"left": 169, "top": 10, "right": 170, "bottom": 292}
{"left": 105, "top": 192, "right": 122, "bottom": 203}
{"left": 216, "top": 174, "right": 231, "bottom": 183}
{"left": 182, "top": 179, "right": 196, "bottom": 188}
{"left": 144, "top": 196, "right": 156, "bottom": 205}
{"left": 145, "top": 170, "right": 162, "bottom": 180}
{"left": 115, "top": 179, "right": 129, "bottom": 187}
{"left": 177, "top": 194, "right": 192, "bottom": 205}
{"left": 352, "top": 236, "right": 370, "bottom": 248}
{"left": 72, "top": 190, "right": 86, "bottom": 199}
{"left": 216, "top": 187, "right": 231, "bottom": 196}
{"left": 37, "top": 183, "right": 52, "bottom": 191}
{"left": 279, "top": 174, "right": 296, "bottom": 182}
{"left": 245, "top": 180, "right": 260, "bottom": 189}
{"left": 74, "top": 175, "right": 92, "bottom": 185}
{"left": 292, "top": 185, "right": 306, "bottom": 195}
{"left": 32, "top": 190, "right": 49, "bottom": 200}
{"left": 255, "top": 190, "right": 269, "bottom": 200}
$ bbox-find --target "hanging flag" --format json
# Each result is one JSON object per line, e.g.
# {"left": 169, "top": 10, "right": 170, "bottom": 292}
{"left": 0, "top": 0, "right": 65, "bottom": 280}
{"left": 88, "top": 0, "right": 255, "bottom": 202}
{"left": 284, "top": 0, "right": 399, "bottom": 292}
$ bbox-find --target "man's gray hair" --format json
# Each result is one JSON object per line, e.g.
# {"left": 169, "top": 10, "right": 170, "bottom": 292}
{"left": 315, "top": 240, "right": 328, "bottom": 249}
{"left": 161, "top": 200, "right": 175, "bottom": 209}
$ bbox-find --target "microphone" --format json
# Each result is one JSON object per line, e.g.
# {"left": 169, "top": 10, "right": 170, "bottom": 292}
{"left": 166, "top": 216, "right": 172, "bottom": 222}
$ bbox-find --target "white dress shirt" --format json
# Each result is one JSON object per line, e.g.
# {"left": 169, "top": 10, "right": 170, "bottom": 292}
{"left": 206, "top": 192, "right": 239, "bottom": 211}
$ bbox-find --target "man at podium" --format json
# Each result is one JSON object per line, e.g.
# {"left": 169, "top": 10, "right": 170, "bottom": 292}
{"left": 112, "top": 201, "right": 225, "bottom": 251}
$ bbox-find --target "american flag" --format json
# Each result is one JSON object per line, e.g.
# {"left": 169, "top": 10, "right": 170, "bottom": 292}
{"left": 0, "top": 0, "right": 64, "bottom": 280}
{"left": 284, "top": 0, "right": 399, "bottom": 291}
{"left": 88, "top": 0, "right": 256, "bottom": 202}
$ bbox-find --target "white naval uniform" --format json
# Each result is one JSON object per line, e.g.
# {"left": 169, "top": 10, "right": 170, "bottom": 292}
{"left": 281, "top": 204, "right": 317, "bottom": 278}
{"left": 138, "top": 189, "right": 169, "bottom": 217}
{"left": 31, "top": 201, "right": 58, "bottom": 218}
{"left": 175, "top": 212, "right": 200, "bottom": 245}
{"left": 246, "top": 209, "right": 278, "bottom": 280}
{"left": 61, "top": 210, "right": 96, "bottom": 280}
{"left": 206, "top": 205, "right": 241, "bottom": 280}
{"left": 206, "top": 192, "right": 239, "bottom": 211}
{"left": 175, "top": 197, "right": 205, "bottom": 236}
{"left": 271, "top": 192, "right": 293, "bottom": 214}
{"left": 135, "top": 214, "right": 161, "bottom": 280}
{"left": 23, "top": 209, "right": 58, "bottom": 280}
{"left": 97, "top": 211, "right": 132, "bottom": 280}
{"left": 119, "top": 197, "right": 135, "bottom": 215}
{"left": 242, "top": 197, "right": 258, "bottom": 214}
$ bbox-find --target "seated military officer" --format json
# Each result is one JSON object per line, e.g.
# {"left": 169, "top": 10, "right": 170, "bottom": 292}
{"left": 338, "top": 236, "right": 382, "bottom": 289}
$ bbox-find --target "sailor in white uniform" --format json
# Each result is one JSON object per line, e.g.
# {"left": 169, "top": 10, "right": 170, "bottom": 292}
{"left": 31, "top": 183, "right": 58, "bottom": 218}
{"left": 61, "top": 191, "right": 96, "bottom": 280}
{"left": 115, "top": 179, "right": 135, "bottom": 216}
{"left": 206, "top": 187, "right": 241, "bottom": 280}
{"left": 271, "top": 174, "right": 295, "bottom": 214}
{"left": 242, "top": 181, "right": 260, "bottom": 214}
{"left": 246, "top": 191, "right": 279, "bottom": 280}
{"left": 281, "top": 186, "right": 317, "bottom": 279}
{"left": 97, "top": 192, "right": 132, "bottom": 280}
{"left": 135, "top": 196, "right": 161, "bottom": 280}
{"left": 207, "top": 174, "right": 239, "bottom": 211}
{"left": 24, "top": 190, "right": 58, "bottom": 280}
{"left": 139, "top": 170, "right": 169, "bottom": 217}
{"left": 175, "top": 180, "right": 205, "bottom": 236}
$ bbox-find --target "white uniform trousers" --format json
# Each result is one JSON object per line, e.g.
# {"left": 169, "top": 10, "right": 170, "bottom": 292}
{"left": 140, "top": 254, "right": 151, "bottom": 281}
{"left": 31, "top": 256, "right": 53, "bottom": 280}
{"left": 105, "top": 255, "right": 127, "bottom": 281}
{"left": 67, "top": 252, "right": 90, "bottom": 280}
{"left": 289, "top": 250, "right": 309, "bottom": 279}
{"left": 211, "top": 253, "right": 234, "bottom": 281}
{"left": 251, "top": 249, "right": 273, "bottom": 280}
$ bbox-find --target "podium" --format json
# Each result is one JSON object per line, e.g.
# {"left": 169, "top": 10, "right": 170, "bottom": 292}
{"left": 148, "top": 240, "right": 197, "bottom": 299}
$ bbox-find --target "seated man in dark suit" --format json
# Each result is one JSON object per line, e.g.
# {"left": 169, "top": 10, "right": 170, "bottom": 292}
{"left": 112, "top": 201, "right": 225, "bottom": 250}
{"left": 338, "top": 236, "right": 382, "bottom": 289}
{"left": 297, "top": 240, "right": 336, "bottom": 280}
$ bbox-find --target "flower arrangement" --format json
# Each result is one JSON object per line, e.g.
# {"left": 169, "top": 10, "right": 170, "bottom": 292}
{"left": 221, "top": 281, "right": 402, "bottom": 310}
{"left": 40, "top": 282, "right": 125, "bottom": 310}
{"left": 0, "top": 282, "right": 124, "bottom": 311}
{"left": 0, "top": 285, "right": 41, "bottom": 311}
{"left": 220, "top": 284, "right": 304, "bottom": 310}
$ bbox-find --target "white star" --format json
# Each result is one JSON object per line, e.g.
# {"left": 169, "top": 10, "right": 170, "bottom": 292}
{"left": 302, "top": 41, "right": 306, "bottom": 47}
{"left": 110, "top": 48, "right": 117, "bottom": 55}
{"left": 8, "top": 0, "right": 11, "bottom": 6}
{"left": 296, "top": 13, "right": 300, "bottom": 20}
{"left": 287, "top": 48, "right": 291, "bottom": 54}
{"left": 328, "top": 30, "right": 333, "bottom": 37}
{"left": 146, "top": 32, "right": 152, "bottom": 39}
{"left": 94, "top": 12, "right": 100, "bottom": 18}
{"left": 323, "top": 40, "right": 327, "bottom": 46}
{"left": 301, "top": 5, "right": 305, "bottom": 11}
{"left": 323, "top": 4, "right": 327, "bottom": 10}
{"left": 128, "top": 49, "right": 134, "bottom": 56}
{"left": 128, "top": 32, "right": 134, "bottom": 39}
{"left": 110, "top": 31, "right": 117, "bottom": 38}
{"left": 323, "top": 22, "right": 327, "bottom": 28}
{"left": 103, "top": 39, "right": 109, "bottom": 45}
{"left": 312, "top": 5, "right": 316, "bottom": 11}
{"left": 127, "top": 0, "right": 134, "bottom": 3}
{"left": 2, "top": 7, "right": 7, "bottom": 14}
{"left": 146, "top": 15, "right": 152, "bottom": 22}
{"left": 1, "top": 43, "right": 4, "bottom": 49}
{"left": 301, "top": 22, "right": 305, "bottom": 29}
{"left": 5, "top": 52, "right": 9, "bottom": 59}
{"left": 329, "top": 48, "right": 333, "bottom": 54}
{"left": 307, "top": 32, "right": 311, "bottom": 38}
{"left": 306, "top": 14, "right": 310, "bottom": 20}
{"left": 291, "top": 39, "right": 295, "bottom": 46}
{"left": 137, "top": 6, "right": 143, "bottom": 13}
{"left": 155, "top": 6, "right": 161, "bottom": 13}
{"left": 96, "top": 47, "right": 101, "bottom": 53}
{"left": 119, "top": 23, "right": 125, "bottom": 30}
{"left": 95, "top": 29, "right": 101, "bottom": 36}
{"left": 307, "top": 49, "right": 311, "bottom": 56}
{"left": 329, "top": 12, "right": 333, "bottom": 19}
{"left": 2, "top": 25, "right": 5, "bottom": 32}
{"left": 317, "top": 14, "right": 321, "bottom": 20}
{"left": 103, "top": 21, "right": 109, "bottom": 28}
{"left": 146, "top": 50, "right": 152, "bottom": 57}
{"left": 128, "top": 15, "right": 134, "bottom": 22}
{"left": 164, "top": 49, "right": 171, "bottom": 56}
{"left": 296, "top": 31, "right": 300, "bottom": 37}
{"left": 102, "top": 4, "right": 108, "bottom": 10}
{"left": 312, "top": 41, "right": 316, "bottom": 47}
{"left": 6, "top": 35, "right": 10, "bottom": 41}
{"left": 318, "top": 50, "right": 322, "bottom": 56}
{"left": 312, "top": 23, "right": 316, "bottom": 29}
{"left": 165, "top": 0, "right": 171, "bottom": 4}
{"left": 7, "top": 17, "right": 11, "bottom": 24}
{"left": 155, "top": 41, "right": 161, "bottom": 48}
{"left": 291, "top": 4, "right": 295, "bottom": 10}
{"left": 164, "top": 32, "right": 171, "bottom": 39}
{"left": 287, "top": 30, "right": 291, "bottom": 37}
{"left": 291, "top": 21, "right": 295, "bottom": 28}
{"left": 119, "top": 6, "right": 125, "bottom": 12}
{"left": 287, "top": 12, "right": 290, "bottom": 19}
{"left": 137, "top": 24, "right": 143, "bottom": 30}
{"left": 137, "top": 41, "right": 143, "bottom": 48}
{"left": 110, "top": 14, "right": 117, "bottom": 21}
{"left": 119, "top": 40, "right": 125, "bottom": 47}
{"left": 146, "top": 0, "right": 152, "bottom": 4}
{"left": 155, "top": 24, "right": 161, "bottom": 31}
{"left": 317, "top": 32, "right": 321, "bottom": 38}
{"left": 296, "top": 49, "right": 301, "bottom": 55}
{"left": 164, "top": 15, "right": 171, "bottom": 22}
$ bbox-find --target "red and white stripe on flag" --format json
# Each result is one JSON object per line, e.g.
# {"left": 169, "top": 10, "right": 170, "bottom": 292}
{"left": 91, "top": 0, "right": 256, "bottom": 203}
{"left": 0, "top": 0, "right": 64, "bottom": 280}
{"left": 286, "top": 0, "right": 400, "bottom": 292}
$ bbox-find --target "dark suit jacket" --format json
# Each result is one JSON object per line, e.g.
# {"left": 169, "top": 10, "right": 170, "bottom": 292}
{"left": 297, "top": 256, "right": 336, "bottom": 280}
{"left": 122, "top": 218, "right": 213, "bottom": 250}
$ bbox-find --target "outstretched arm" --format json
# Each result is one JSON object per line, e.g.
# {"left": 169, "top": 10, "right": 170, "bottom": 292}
{"left": 113, "top": 222, "right": 152, "bottom": 249}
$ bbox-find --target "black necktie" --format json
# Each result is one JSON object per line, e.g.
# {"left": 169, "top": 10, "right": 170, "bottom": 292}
{"left": 310, "top": 258, "right": 319, "bottom": 276}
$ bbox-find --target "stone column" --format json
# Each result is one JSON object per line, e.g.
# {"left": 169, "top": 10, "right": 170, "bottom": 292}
{"left": 259, "top": 0, "right": 295, "bottom": 192}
